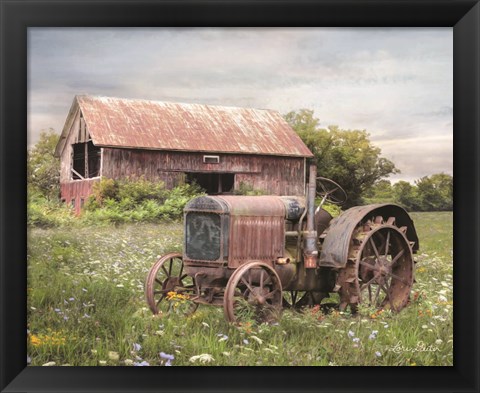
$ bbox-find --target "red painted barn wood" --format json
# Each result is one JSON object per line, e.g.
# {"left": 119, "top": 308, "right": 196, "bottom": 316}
{"left": 55, "top": 95, "right": 313, "bottom": 210}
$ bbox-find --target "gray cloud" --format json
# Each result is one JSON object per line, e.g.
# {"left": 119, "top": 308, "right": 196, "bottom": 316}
{"left": 28, "top": 27, "right": 452, "bottom": 183}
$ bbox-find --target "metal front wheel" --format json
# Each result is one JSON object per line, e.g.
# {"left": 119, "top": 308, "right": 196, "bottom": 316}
{"left": 224, "top": 261, "right": 283, "bottom": 324}
{"left": 145, "top": 252, "right": 198, "bottom": 316}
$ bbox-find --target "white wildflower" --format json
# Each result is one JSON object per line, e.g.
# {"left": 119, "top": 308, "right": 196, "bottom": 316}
{"left": 250, "top": 335, "right": 263, "bottom": 345}
{"left": 42, "top": 361, "right": 56, "bottom": 366}
{"left": 189, "top": 354, "right": 215, "bottom": 364}
{"left": 108, "top": 351, "right": 120, "bottom": 361}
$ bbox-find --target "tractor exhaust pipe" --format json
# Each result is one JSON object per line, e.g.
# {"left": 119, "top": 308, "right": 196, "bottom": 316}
{"left": 304, "top": 165, "right": 318, "bottom": 268}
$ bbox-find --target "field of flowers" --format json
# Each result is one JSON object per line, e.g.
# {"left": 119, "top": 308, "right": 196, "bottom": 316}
{"left": 27, "top": 212, "right": 453, "bottom": 366}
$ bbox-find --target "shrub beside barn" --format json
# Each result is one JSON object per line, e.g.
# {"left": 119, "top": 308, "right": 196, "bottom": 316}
{"left": 55, "top": 95, "right": 313, "bottom": 214}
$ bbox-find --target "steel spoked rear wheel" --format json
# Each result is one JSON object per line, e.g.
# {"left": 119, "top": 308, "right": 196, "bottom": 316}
{"left": 224, "top": 261, "right": 282, "bottom": 324}
{"left": 355, "top": 225, "right": 414, "bottom": 311}
{"left": 145, "top": 252, "right": 198, "bottom": 315}
{"left": 338, "top": 217, "right": 414, "bottom": 313}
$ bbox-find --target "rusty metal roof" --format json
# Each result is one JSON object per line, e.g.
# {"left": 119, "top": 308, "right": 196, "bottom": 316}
{"left": 57, "top": 95, "right": 313, "bottom": 157}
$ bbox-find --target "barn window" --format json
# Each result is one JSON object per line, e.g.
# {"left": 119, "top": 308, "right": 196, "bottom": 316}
{"left": 71, "top": 141, "right": 101, "bottom": 179}
{"left": 186, "top": 172, "right": 234, "bottom": 195}
{"left": 203, "top": 155, "right": 220, "bottom": 164}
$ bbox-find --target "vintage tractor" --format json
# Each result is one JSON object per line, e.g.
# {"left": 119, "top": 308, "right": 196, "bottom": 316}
{"left": 145, "top": 165, "right": 418, "bottom": 323}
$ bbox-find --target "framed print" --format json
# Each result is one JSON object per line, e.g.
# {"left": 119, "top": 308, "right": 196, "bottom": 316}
{"left": 1, "top": 0, "right": 479, "bottom": 392}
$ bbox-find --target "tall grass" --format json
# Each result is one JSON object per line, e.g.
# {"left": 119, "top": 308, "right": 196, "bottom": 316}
{"left": 27, "top": 212, "right": 453, "bottom": 366}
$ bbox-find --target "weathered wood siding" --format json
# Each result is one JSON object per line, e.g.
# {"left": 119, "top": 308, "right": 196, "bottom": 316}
{"left": 101, "top": 148, "right": 306, "bottom": 195}
{"left": 60, "top": 178, "right": 99, "bottom": 215}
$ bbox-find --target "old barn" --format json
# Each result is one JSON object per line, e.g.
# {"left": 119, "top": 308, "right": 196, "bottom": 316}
{"left": 55, "top": 95, "right": 313, "bottom": 213}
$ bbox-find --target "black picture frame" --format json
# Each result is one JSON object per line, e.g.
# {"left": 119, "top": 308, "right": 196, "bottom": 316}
{"left": 1, "top": 1, "right": 478, "bottom": 392}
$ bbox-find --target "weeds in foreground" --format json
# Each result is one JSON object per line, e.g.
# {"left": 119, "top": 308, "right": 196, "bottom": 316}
{"left": 27, "top": 212, "right": 452, "bottom": 366}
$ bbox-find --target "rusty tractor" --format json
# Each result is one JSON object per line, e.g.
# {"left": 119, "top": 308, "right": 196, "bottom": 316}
{"left": 145, "top": 165, "right": 418, "bottom": 323}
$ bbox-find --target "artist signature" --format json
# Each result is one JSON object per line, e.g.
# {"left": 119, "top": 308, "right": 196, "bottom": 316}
{"left": 386, "top": 341, "right": 440, "bottom": 353}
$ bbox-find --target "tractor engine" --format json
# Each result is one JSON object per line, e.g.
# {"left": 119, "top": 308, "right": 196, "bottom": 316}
{"left": 184, "top": 194, "right": 307, "bottom": 268}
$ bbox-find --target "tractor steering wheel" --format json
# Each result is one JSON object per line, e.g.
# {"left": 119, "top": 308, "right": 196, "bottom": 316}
{"left": 316, "top": 177, "right": 348, "bottom": 205}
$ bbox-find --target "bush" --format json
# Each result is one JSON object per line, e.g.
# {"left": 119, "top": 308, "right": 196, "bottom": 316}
{"left": 28, "top": 191, "right": 75, "bottom": 228}
{"left": 28, "top": 177, "right": 205, "bottom": 227}
{"left": 82, "top": 178, "right": 204, "bottom": 225}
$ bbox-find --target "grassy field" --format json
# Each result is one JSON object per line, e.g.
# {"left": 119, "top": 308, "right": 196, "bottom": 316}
{"left": 27, "top": 211, "right": 453, "bottom": 366}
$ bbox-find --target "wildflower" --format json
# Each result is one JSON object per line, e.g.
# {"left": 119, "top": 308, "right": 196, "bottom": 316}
{"left": 68, "top": 297, "right": 75, "bottom": 301}
{"left": 435, "top": 339, "right": 443, "bottom": 345}
{"left": 133, "top": 360, "right": 150, "bottom": 366}
{"left": 54, "top": 308, "right": 61, "bottom": 313}
{"left": 133, "top": 343, "right": 142, "bottom": 352}
{"left": 30, "top": 335, "right": 41, "bottom": 346}
{"left": 243, "top": 339, "right": 249, "bottom": 345}
{"left": 160, "top": 352, "right": 174, "bottom": 361}
{"left": 27, "top": 355, "right": 31, "bottom": 364}
{"left": 250, "top": 335, "right": 263, "bottom": 345}
{"left": 217, "top": 334, "right": 228, "bottom": 342}
{"left": 222, "top": 352, "right": 231, "bottom": 357}
{"left": 165, "top": 359, "right": 172, "bottom": 366}
{"left": 124, "top": 359, "right": 134, "bottom": 366}
{"left": 83, "top": 313, "right": 90, "bottom": 318}
{"left": 91, "top": 349, "right": 98, "bottom": 355}
{"left": 108, "top": 351, "right": 120, "bottom": 361}
{"left": 369, "top": 330, "right": 379, "bottom": 340}
{"left": 189, "top": 354, "right": 215, "bottom": 364}
{"left": 348, "top": 330, "right": 355, "bottom": 338}
{"left": 375, "top": 351, "right": 382, "bottom": 357}
{"left": 383, "top": 324, "right": 389, "bottom": 328}
{"left": 82, "top": 288, "right": 88, "bottom": 292}
{"left": 202, "top": 322, "right": 210, "bottom": 328}
{"left": 42, "top": 361, "right": 56, "bottom": 366}
{"left": 352, "top": 337, "right": 360, "bottom": 343}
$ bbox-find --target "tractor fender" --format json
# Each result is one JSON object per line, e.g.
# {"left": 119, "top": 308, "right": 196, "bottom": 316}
{"left": 319, "top": 203, "right": 419, "bottom": 268}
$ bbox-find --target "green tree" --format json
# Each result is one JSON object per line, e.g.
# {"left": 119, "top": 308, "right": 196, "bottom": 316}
{"left": 392, "top": 180, "right": 421, "bottom": 211}
{"left": 415, "top": 173, "right": 453, "bottom": 211}
{"left": 27, "top": 129, "right": 60, "bottom": 200}
{"left": 285, "top": 109, "right": 399, "bottom": 207}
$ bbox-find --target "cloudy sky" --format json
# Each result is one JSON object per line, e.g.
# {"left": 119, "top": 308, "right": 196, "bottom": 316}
{"left": 28, "top": 28, "right": 452, "bottom": 183}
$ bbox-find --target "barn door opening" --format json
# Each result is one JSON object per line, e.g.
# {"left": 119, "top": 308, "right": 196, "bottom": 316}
{"left": 186, "top": 172, "right": 235, "bottom": 194}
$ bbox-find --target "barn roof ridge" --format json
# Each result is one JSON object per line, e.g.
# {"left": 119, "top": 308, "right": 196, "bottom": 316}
{"left": 55, "top": 95, "right": 313, "bottom": 158}
{"left": 75, "top": 94, "right": 277, "bottom": 113}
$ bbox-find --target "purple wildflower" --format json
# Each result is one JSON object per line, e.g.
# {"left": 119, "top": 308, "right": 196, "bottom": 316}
{"left": 133, "top": 360, "right": 150, "bottom": 366}
{"left": 160, "top": 352, "right": 174, "bottom": 361}
{"left": 133, "top": 343, "right": 142, "bottom": 352}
